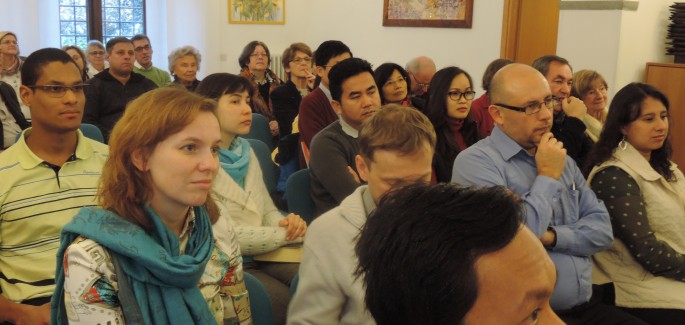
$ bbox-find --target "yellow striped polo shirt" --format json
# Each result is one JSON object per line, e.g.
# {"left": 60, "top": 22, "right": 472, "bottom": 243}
{"left": 0, "top": 129, "right": 108, "bottom": 303}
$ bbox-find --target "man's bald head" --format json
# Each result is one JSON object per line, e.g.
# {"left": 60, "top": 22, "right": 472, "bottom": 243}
{"left": 406, "top": 56, "right": 436, "bottom": 96}
{"left": 489, "top": 63, "right": 548, "bottom": 105}
{"left": 405, "top": 56, "right": 436, "bottom": 73}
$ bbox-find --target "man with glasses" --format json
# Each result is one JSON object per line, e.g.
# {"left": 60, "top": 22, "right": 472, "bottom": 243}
{"left": 0, "top": 48, "right": 108, "bottom": 325}
{"left": 452, "top": 63, "right": 647, "bottom": 325}
{"left": 131, "top": 34, "right": 171, "bottom": 87}
{"left": 533, "top": 55, "right": 593, "bottom": 167}
{"left": 85, "top": 40, "right": 108, "bottom": 79}
{"left": 297, "top": 40, "right": 352, "bottom": 167}
{"left": 84, "top": 37, "right": 156, "bottom": 143}
{"left": 405, "top": 55, "right": 436, "bottom": 101}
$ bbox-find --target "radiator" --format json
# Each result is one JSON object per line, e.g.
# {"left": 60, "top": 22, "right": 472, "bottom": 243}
{"left": 270, "top": 53, "right": 286, "bottom": 81}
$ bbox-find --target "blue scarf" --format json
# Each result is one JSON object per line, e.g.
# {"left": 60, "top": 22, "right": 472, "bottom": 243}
{"left": 51, "top": 205, "right": 215, "bottom": 325}
{"left": 220, "top": 137, "right": 251, "bottom": 188}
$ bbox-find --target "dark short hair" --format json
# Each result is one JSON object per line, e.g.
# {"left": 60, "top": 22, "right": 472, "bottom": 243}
{"left": 238, "top": 40, "right": 271, "bottom": 69}
{"left": 584, "top": 82, "right": 672, "bottom": 180}
{"left": 131, "top": 34, "right": 151, "bottom": 44}
{"left": 313, "top": 40, "right": 352, "bottom": 68}
{"left": 482, "top": 58, "right": 513, "bottom": 91}
{"left": 373, "top": 63, "right": 412, "bottom": 104}
{"left": 356, "top": 183, "right": 523, "bottom": 325}
{"left": 105, "top": 36, "right": 132, "bottom": 54}
{"left": 328, "top": 58, "right": 374, "bottom": 102}
{"left": 195, "top": 72, "right": 254, "bottom": 100}
{"left": 531, "top": 54, "right": 572, "bottom": 77}
{"left": 21, "top": 48, "right": 77, "bottom": 86}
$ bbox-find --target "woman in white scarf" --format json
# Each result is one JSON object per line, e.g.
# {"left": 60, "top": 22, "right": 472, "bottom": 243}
{"left": 572, "top": 69, "right": 609, "bottom": 142}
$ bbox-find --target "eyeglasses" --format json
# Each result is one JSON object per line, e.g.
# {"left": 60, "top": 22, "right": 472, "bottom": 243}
{"left": 495, "top": 97, "right": 556, "bottom": 115}
{"left": 27, "top": 84, "right": 89, "bottom": 98}
{"left": 88, "top": 50, "right": 105, "bottom": 56}
{"left": 1, "top": 40, "right": 17, "bottom": 45}
{"left": 384, "top": 77, "right": 408, "bottom": 88}
{"left": 291, "top": 57, "right": 312, "bottom": 64}
{"left": 250, "top": 53, "right": 268, "bottom": 58}
{"left": 134, "top": 44, "right": 151, "bottom": 52}
{"left": 448, "top": 90, "right": 476, "bottom": 101}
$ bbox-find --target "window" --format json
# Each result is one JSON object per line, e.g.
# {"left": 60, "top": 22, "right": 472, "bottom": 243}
{"left": 59, "top": 0, "right": 145, "bottom": 49}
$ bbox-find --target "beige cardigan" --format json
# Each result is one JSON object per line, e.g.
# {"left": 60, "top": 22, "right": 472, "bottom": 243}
{"left": 212, "top": 149, "right": 302, "bottom": 256}
{"left": 588, "top": 143, "right": 685, "bottom": 309}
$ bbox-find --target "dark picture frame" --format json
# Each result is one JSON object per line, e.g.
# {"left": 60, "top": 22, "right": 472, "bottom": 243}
{"left": 383, "top": 0, "right": 473, "bottom": 28}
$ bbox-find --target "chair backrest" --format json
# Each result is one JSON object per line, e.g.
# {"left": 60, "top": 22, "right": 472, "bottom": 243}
{"left": 245, "top": 113, "right": 274, "bottom": 152}
{"left": 246, "top": 138, "right": 278, "bottom": 194}
{"left": 290, "top": 272, "right": 299, "bottom": 297}
{"left": 14, "top": 123, "right": 105, "bottom": 144}
{"left": 244, "top": 272, "right": 275, "bottom": 325}
{"left": 80, "top": 123, "right": 105, "bottom": 143}
{"left": 285, "top": 168, "right": 315, "bottom": 224}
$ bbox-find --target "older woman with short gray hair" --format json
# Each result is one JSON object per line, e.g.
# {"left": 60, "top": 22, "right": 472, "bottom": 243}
{"left": 168, "top": 45, "right": 202, "bottom": 91}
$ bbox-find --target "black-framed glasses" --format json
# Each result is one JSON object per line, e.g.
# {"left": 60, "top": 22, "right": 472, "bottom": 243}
{"left": 134, "top": 44, "right": 151, "bottom": 52}
{"left": 495, "top": 96, "right": 556, "bottom": 115}
{"left": 27, "top": 84, "right": 89, "bottom": 98}
{"left": 448, "top": 90, "right": 476, "bottom": 101}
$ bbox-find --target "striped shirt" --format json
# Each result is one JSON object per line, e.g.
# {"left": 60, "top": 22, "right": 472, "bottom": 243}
{"left": 0, "top": 129, "right": 108, "bottom": 303}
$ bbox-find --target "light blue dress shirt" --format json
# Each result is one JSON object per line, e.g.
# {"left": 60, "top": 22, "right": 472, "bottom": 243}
{"left": 452, "top": 125, "right": 613, "bottom": 310}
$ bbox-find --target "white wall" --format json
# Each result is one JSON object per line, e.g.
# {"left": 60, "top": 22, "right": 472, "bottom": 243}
{"left": 1, "top": 0, "right": 674, "bottom": 96}
{"left": 615, "top": 0, "right": 672, "bottom": 90}
{"left": 557, "top": 0, "right": 675, "bottom": 97}
{"left": 557, "top": 8, "right": 622, "bottom": 97}
{"left": 161, "top": 0, "right": 504, "bottom": 90}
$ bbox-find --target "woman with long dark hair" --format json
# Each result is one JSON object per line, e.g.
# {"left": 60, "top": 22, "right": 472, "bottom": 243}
{"left": 585, "top": 83, "right": 685, "bottom": 325}
{"left": 197, "top": 73, "right": 306, "bottom": 325}
{"left": 424, "top": 66, "right": 480, "bottom": 182}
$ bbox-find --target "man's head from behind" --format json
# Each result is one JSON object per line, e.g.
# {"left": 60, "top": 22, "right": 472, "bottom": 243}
{"left": 405, "top": 55, "right": 436, "bottom": 96}
{"left": 356, "top": 183, "right": 562, "bottom": 325}
{"left": 131, "top": 34, "right": 153, "bottom": 69}
{"left": 356, "top": 104, "right": 435, "bottom": 203}
{"left": 313, "top": 40, "right": 352, "bottom": 87}
{"left": 532, "top": 55, "right": 573, "bottom": 100}
{"left": 20, "top": 48, "right": 85, "bottom": 133}
{"left": 329, "top": 58, "right": 381, "bottom": 130}
{"left": 488, "top": 63, "right": 553, "bottom": 151}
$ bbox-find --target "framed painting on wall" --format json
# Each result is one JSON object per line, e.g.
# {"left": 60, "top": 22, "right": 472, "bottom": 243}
{"left": 229, "top": 0, "right": 285, "bottom": 25}
{"left": 383, "top": 0, "right": 473, "bottom": 28}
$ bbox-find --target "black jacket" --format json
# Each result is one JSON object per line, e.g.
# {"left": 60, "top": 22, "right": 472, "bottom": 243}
{"left": 271, "top": 80, "right": 307, "bottom": 137}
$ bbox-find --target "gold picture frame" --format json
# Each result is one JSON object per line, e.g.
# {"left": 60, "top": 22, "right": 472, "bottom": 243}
{"left": 383, "top": 0, "right": 473, "bottom": 28}
{"left": 228, "top": 0, "right": 285, "bottom": 25}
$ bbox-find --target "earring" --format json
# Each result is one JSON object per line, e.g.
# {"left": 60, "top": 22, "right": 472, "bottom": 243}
{"left": 619, "top": 135, "right": 628, "bottom": 151}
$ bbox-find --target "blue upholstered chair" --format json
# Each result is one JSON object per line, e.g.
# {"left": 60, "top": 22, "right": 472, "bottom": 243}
{"left": 244, "top": 272, "right": 275, "bottom": 325}
{"left": 246, "top": 138, "right": 278, "bottom": 195}
{"left": 285, "top": 169, "right": 315, "bottom": 224}
{"left": 244, "top": 113, "right": 274, "bottom": 152}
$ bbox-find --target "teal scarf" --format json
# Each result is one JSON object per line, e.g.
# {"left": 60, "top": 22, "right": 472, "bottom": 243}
{"left": 220, "top": 137, "right": 251, "bottom": 188}
{"left": 51, "top": 205, "right": 215, "bottom": 325}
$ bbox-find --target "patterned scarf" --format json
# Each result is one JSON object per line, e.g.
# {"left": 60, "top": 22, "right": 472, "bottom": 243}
{"left": 51, "top": 205, "right": 215, "bottom": 325}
